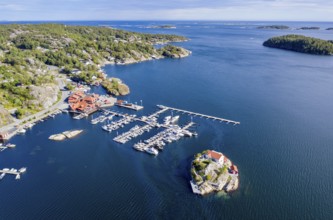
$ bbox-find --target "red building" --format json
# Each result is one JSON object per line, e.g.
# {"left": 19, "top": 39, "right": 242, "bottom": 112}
{"left": 68, "top": 92, "right": 99, "bottom": 113}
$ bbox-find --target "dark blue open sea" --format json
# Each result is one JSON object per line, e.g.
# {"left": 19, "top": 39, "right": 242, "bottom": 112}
{"left": 0, "top": 21, "right": 333, "bottom": 219}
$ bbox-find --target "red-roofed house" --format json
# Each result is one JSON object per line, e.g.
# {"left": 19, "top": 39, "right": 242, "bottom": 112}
{"left": 206, "top": 150, "right": 224, "bottom": 165}
{"left": 230, "top": 165, "right": 238, "bottom": 173}
{"left": 68, "top": 93, "right": 98, "bottom": 113}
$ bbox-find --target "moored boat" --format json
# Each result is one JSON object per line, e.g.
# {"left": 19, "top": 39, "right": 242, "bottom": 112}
{"left": 5, "top": 143, "right": 16, "bottom": 148}
{"left": 145, "top": 147, "right": 159, "bottom": 156}
{"left": 17, "top": 128, "right": 27, "bottom": 134}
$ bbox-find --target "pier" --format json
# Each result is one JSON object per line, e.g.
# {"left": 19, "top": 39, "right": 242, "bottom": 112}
{"left": 0, "top": 143, "right": 15, "bottom": 152}
{"left": 116, "top": 100, "right": 144, "bottom": 111}
{"left": 113, "top": 124, "right": 152, "bottom": 144}
{"left": 0, "top": 167, "right": 27, "bottom": 180}
{"left": 133, "top": 121, "right": 196, "bottom": 153}
{"left": 157, "top": 105, "right": 240, "bottom": 125}
{"left": 147, "top": 107, "right": 169, "bottom": 118}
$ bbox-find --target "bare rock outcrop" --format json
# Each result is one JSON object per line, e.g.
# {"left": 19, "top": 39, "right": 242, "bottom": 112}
{"left": 28, "top": 84, "right": 59, "bottom": 109}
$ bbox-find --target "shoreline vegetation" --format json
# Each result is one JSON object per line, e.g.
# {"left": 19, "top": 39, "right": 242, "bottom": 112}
{"left": 146, "top": 25, "right": 176, "bottom": 29}
{"left": 0, "top": 24, "right": 191, "bottom": 127}
{"left": 257, "top": 25, "right": 290, "bottom": 30}
{"left": 257, "top": 25, "right": 331, "bottom": 30}
{"left": 263, "top": 35, "right": 333, "bottom": 55}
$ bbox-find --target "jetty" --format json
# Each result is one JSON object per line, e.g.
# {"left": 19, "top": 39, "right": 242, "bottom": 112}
{"left": 0, "top": 167, "right": 27, "bottom": 180}
{"left": 73, "top": 113, "right": 88, "bottom": 120}
{"left": 0, "top": 143, "right": 16, "bottom": 152}
{"left": 116, "top": 100, "right": 144, "bottom": 111}
{"left": 157, "top": 105, "right": 240, "bottom": 125}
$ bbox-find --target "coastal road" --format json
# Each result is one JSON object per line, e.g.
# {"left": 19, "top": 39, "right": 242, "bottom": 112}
{"left": 0, "top": 77, "right": 70, "bottom": 134}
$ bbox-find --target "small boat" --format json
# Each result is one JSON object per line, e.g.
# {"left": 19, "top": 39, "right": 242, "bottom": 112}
{"left": 164, "top": 116, "right": 172, "bottom": 124}
{"left": 0, "top": 173, "right": 5, "bottom": 180}
{"left": 170, "top": 115, "right": 180, "bottom": 124}
{"left": 133, "top": 145, "right": 144, "bottom": 152}
{"left": 19, "top": 167, "right": 27, "bottom": 173}
{"left": 5, "top": 143, "right": 16, "bottom": 148}
{"left": 25, "top": 123, "right": 35, "bottom": 129}
{"left": 145, "top": 147, "right": 159, "bottom": 156}
{"left": 15, "top": 174, "right": 20, "bottom": 180}
{"left": 17, "top": 128, "right": 27, "bottom": 134}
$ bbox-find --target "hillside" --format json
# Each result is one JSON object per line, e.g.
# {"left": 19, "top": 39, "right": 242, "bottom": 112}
{"left": 0, "top": 24, "right": 190, "bottom": 126}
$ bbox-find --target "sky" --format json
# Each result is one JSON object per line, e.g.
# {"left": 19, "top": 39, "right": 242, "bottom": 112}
{"left": 0, "top": 0, "right": 333, "bottom": 21}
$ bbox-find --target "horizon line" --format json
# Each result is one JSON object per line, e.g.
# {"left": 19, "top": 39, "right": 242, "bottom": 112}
{"left": 1, "top": 19, "right": 333, "bottom": 23}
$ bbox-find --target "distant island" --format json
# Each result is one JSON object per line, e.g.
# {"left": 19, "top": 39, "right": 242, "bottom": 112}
{"left": 190, "top": 150, "right": 239, "bottom": 195}
{"left": 0, "top": 24, "right": 190, "bottom": 126}
{"left": 263, "top": 35, "right": 333, "bottom": 55}
{"left": 298, "top": 27, "right": 320, "bottom": 30}
{"left": 147, "top": 25, "right": 176, "bottom": 29}
{"left": 257, "top": 25, "right": 290, "bottom": 30}
{"left": 326, "top": 28, "right": 333, "bottom": 30}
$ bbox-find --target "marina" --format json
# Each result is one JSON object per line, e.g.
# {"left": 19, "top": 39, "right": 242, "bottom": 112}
{"left": 96, "top": 104, "right": 239, "bottom": 155}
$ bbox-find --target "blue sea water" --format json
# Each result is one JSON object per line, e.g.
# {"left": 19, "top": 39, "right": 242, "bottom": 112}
{"left": 0, "top": 21, "right": 333, "bottom": 219}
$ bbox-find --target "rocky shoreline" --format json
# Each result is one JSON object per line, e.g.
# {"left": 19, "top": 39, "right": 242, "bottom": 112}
{"left": 190, "top": 150, "right": 239, "bottom": 195}
{"left": 0, "top": 24, "right": 191, "bottom": 127}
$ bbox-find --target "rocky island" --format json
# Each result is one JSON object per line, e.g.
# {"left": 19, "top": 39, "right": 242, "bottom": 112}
{"left": 190, "top": 150, "right": 239, "bottom": 195}
{"left": 298, "top": 27, "right": 320, "bottom": 30}
{"left": 147, "top": 25, "right": 177, "bottom": 29}
{"left": 263, "top": 35, "right": 333, "bottom": 55}
{"left": 257, "top": 25, "right": 290, "bottom": 30}
{"left": 49, "top": 129, "right": 83, "bottom": 141}
{"left": 0, "top": 24, "right": 190, "bottom": 126}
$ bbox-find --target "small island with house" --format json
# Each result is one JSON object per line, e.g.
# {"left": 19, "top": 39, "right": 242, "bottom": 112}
{"left": 190, "top": 149, "right": 239, "bottom": 195}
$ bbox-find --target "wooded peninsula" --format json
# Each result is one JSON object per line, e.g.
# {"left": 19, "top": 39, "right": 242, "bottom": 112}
{"left": 0, "top": 24, "right": 190, "bottom": 125}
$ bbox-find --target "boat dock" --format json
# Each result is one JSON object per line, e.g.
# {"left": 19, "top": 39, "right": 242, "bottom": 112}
{"left": 0, "top": 167, "right": 27, "bottom": 180}
{"left": 0, "top": 143, "right": 16, "bottom": 152}
{"left": 157, "top": 105, "right": 240, "bottom": 125}
{"left": 101, "top": 114, "right": 137, "bottom": 132}
{"left": 146, "top": 107, "right": 169, "bottom": 119}
{"left": 113, "top": 124, "right": 152, "bottom": 144}
{"left": 116, "top": 100, "right": 144, "bottom": 111}
{"left": 133, "top": 121, "right": 196, "bottom": 153}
